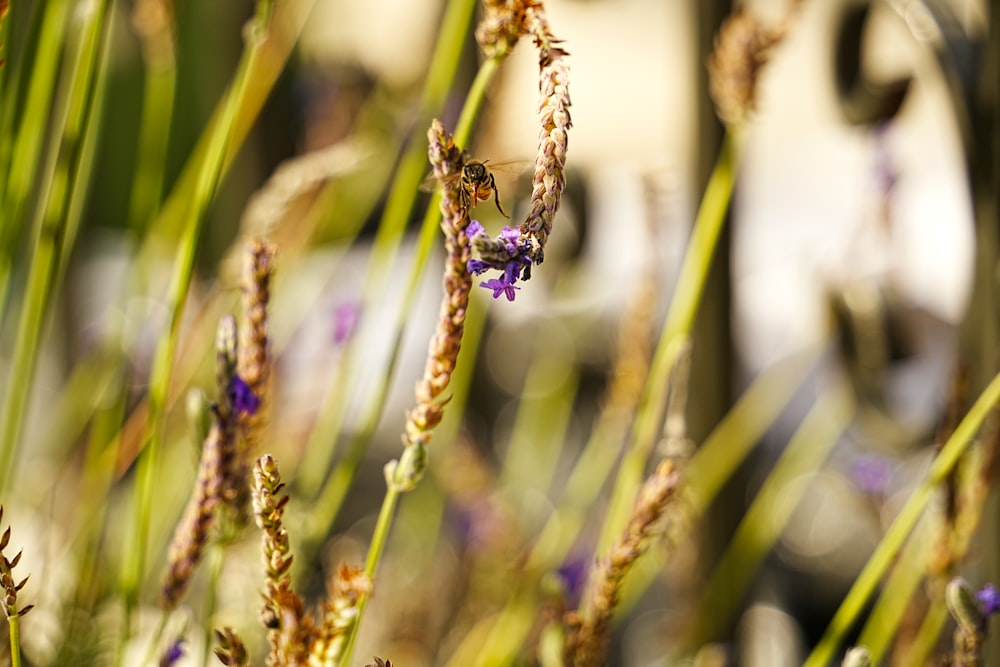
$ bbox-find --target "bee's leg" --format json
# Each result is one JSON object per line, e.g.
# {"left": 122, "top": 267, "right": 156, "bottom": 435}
{"left": 488, "top": 174, "right": 509, "bottom": 218}
{"left": 459, "top": 183, "right": 472, "bottom": 212}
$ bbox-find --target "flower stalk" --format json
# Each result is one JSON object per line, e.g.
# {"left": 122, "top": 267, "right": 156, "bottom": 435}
{"left": 564, "top": 461, "right": 683, "bottom": 667}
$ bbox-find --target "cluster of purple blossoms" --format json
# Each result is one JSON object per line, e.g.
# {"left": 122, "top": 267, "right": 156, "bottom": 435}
{"left": 466, "top": 221, "right": 535, "bottom": 302}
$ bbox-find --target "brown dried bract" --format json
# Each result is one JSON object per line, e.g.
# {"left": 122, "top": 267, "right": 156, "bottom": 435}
{"left": 708, "top": 9, "right": 788, "bottom": 126}
{"left": 565, "top": 461, "right": 683, "bottom": 667}
{"left": 402, "top": 121, "right": 473, "bottom": 456}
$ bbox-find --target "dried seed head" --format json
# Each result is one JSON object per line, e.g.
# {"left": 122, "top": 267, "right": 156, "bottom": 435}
{"left": 161, "top": 419, "right": 232, "bottom": 607}
{"left": 161, "top": 316, "right": 242, "bottom": 608}
{"left": 396, "top": 121, "right": 473, "bottom": 469}
{"left": 520, "top": 45, "right": 571, "bottom": 258}
{"left": 308, "top": 564, "right": 374, "bottom": 665}
{"left": 252, "top": 455, "right": 314, "bottom": 664}
{"left": 221, "top": 238, "right": 276, "bottom": 526}
{"left": 467, "top": 1, "right": 572, "bottom": 292}
{"left": 566, "top": 461, "right": 683, "bottom": 667}
{"left": 476, "top": 0, "right": 526, "bottom": 59}
{"left": 0, "top": 507, "right": 31, "bottom": 620}
{"left": 708, "top": 9, "right": 786, "bottom": 126}
{"left": 214, "top": 627, "right": 250, "bottom": 667}
{"left": 239, "top": 238, "right": 274, "bottom": 399}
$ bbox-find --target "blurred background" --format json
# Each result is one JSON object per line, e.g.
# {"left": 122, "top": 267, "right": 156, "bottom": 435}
{"left": 1, "top": 0, "right": 998, "bottom": 664}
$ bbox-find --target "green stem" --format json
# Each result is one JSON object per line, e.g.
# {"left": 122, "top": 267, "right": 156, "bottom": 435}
{"left": 904, "top": 596, "right": 949, "bottom": 665}
{"left": 306, "top": 53, "right": 504, "bottom": 530}
{"left": 596, "top": 130, "right": 736, "bottom": 555}
{"left": 128, "top": 27, "right": 177, "bottom": 234}
{"left": 0, "top": 0, "right": 111, "bottom": 494}
{"left": 139, "top": 0, "right": 316, "bottom": 245}
{"left": 609, "top": 349, "right": 826, "bottom": 622}
{"left": 0, "top": 0, "right": 69, "bottom": 318}
{"left": 694, "top": 386, "right": 854, "bottom": 643}
{"left": 203, "top": 544, "right": 225, "bottom": 667}
{"left": 0, "top": 0, "right": 23, "bottom": 199}
{"left": 450, "top": 130, "right": 740, "bottom": 667}
{"left": 803, "top": 368, "right": 1000, "bottom": 667}
{"left": 297, "top": 0, "right": 478, "bottom": 499}
{"left": 335, "top": 51, "right": 509, "bottom": 667}
{"left": 57, "top": 0, "right": 118, "bottom": 287}
{"left": 855, "top": 515, "right": 932, "bottom": 664}
{"left": 333, "top": 485, "right": 402, "bottom": 667}
{"left": 498, "top": 341, "right": 579, "bottom": 496}
{"left": 121, "top": 1, "right": 269, "bottom": 634}
{"left": 8, "top": 612, "right": 21, "bottom": 667}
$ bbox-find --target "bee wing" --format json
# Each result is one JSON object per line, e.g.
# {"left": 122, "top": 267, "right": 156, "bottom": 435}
{"left": 418, "top": 170, "right": 462, "bottom": 193}
{"left": 484, "top": 159, "right": 534, "bottom": 175}
{"left": 418, "top": 171, "right": 441, "bottom": 193}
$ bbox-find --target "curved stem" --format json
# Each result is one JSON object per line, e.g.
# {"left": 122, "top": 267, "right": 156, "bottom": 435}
{"left": 297, "top": 0, "right": 479, "bottom": 500}
{"left": 121, "top": 2, "right": 267, "bottom": 634}
{"left": 595, "top": 130, "right": 736, "bottom": 555}
{"left": 804, "top": 369, "right": 1000, "bottom": 667}
{"left": 0, "top": 0, "right": 112, "bottom": 494}
{"left": 335, "top": 53, "right": 507, "bottom": 667}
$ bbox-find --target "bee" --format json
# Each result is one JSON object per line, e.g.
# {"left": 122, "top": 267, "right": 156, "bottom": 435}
{"left": 420, "top": 156, "right": 530, "bottom": 219}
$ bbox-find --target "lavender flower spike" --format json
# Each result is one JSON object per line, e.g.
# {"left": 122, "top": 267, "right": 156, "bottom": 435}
{"left": 391, "top": 120, "right": 473, "bottom": 490}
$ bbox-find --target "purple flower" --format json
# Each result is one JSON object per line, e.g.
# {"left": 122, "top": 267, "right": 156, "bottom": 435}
{"left": 977, "top": 584, "right": 1000, "bottom": 616}
{"left": 466, "top": 220, "right": 485, "bottom": 238}
{"left": 467, "top": 259, "right": 490, "bottom": 275}
{"left": 481, "top": 277, "right": 520, "bottom": 301}
{"left": 229, "top": 376, "right": 260, "bottom": 415}
{"left": 333, "top": 301, "right": 360, "bottom": 345}
{"left": 502, "top": 261, "right": 523, "bottom": 284}
{"left": 850, "top": 454, "right": 893, "bottom": 495}
{"left": 500, "top": 225, "right": 520, "bottom": 252}
{"left": 159, "top": 639, "right": 185, "bottom": 666}
{"left": 557, "top": 555, "right": 589, "bottom": 607}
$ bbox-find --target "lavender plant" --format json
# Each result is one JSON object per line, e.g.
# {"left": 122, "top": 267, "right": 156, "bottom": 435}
{"left": 0, "top": 0, "right": 998, "bottom": 666}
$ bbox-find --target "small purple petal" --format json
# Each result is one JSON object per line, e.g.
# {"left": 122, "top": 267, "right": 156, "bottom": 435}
{"left": 977, "top": 584, "right": 1000, "bottom": 616}
{"left": 850, "top": 454, "right": 893, "bottom": 495}
{"left": 480, "top": 278, "right": 508, "bottom": 299}
{"left": 160, "top": 639, "right": 185, "bottom": 666}
{"left": 557, "top": 556, "right": 588, "bottom": 607}
{"left": 466, "top": 220, "right": 485, "bottom": 239}
{"left": 500, "top": 226, "right": 520, "bottom": 252}
{"left": 333, "top": 301, "right": 360, "bottom": 345}
{"left": 229, "top": 376, "right": 260, "bottom": 416}
{"left": 502, "top": 283, "right": 520, "bottom": 301}
{"left": 468, "top": 259, "right": 491, "bottom": 275}
{"left": 502, "top": 261, "right": 522, "bottom": 284}
{"left": 479, "top": 278, "right": 521, "bottom": 301}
